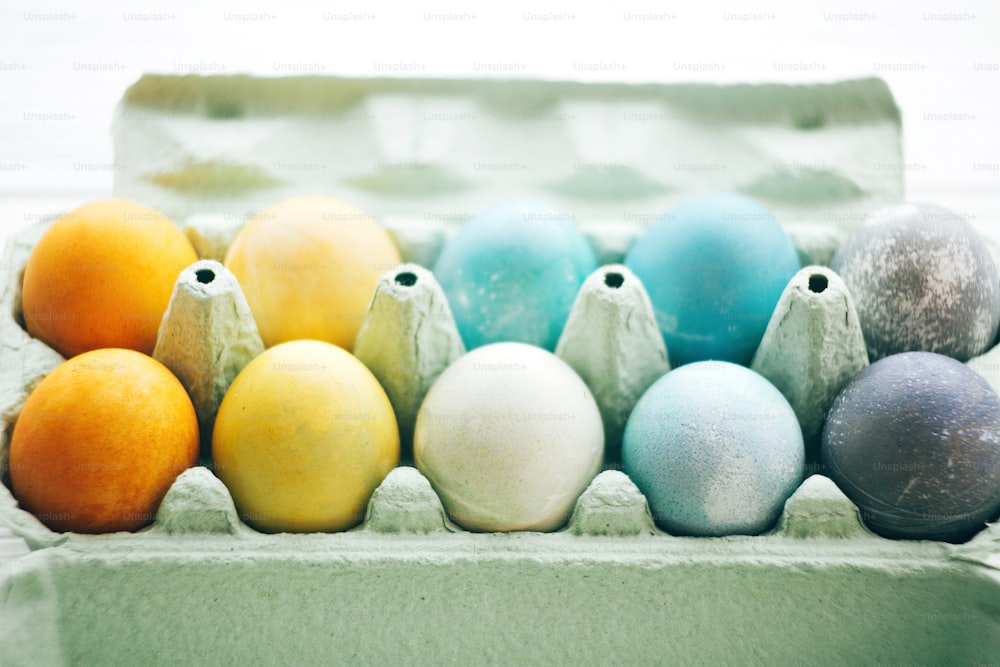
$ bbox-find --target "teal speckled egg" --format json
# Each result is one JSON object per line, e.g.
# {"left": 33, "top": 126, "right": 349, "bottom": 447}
{"left": 625, "top": 193, "right": 800, "bottom": 366}
{"left": 434, "top": 202, "right": 597, "bottom": 351}
{"left": 622, "top": 361, "right": 805, "bottom": 536}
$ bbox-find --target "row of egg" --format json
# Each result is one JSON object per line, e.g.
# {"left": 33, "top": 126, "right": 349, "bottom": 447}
{"left": 385, "top": 195, "right": 1000, "bottom": 543}
{"left": 22, "top": 194, "right": 1000, "bottom": 371}
{"left": 439, "top": 195, "right": 1000, "bottom": 365}
{"left": 208, "top": 193, "right": 1000, "bottom": 543}
{"left": 13, "top": 194, "right": 1000, "bottom": 543}
{"left": 411, "top": 339, "right": 1000, "bottom": 542}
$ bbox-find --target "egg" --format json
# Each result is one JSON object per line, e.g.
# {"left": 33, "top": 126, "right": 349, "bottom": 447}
{"left": 625, "top": 193, "right": 800, "bottom": 366}
{"left": 413, "top": 342, "right": 604, "bottom": 532}
{"left": 433, "top": 202, "right": 597, "bottom": 351}
{"left": 622, "top": 361, "right": 805, "bottom": 536}
{"left": 822, "top": 351, "right": 1000, "bottom": 542}
{"left": 830, "top": 202, "right": 1000, "bottom": 362}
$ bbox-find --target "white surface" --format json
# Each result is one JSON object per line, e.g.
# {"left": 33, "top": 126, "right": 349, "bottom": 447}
{"left": 0, "top": 0, "right": 998, "bottom": 557}
{"left": 1, "top": 0, "right": 998, "bottom": 213}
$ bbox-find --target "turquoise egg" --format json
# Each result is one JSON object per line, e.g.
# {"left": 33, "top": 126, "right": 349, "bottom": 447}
{"left": 434, "top": 202, "right": 597, "bottom": 351}
{"left": 622, "top": 361, "right": 805, "bottom": 536}
{"left": 625, "top": 193, "right": 800, "bottom": 366}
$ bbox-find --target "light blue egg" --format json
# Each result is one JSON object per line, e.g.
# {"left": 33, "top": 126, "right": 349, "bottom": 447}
{"left": 622, "top": 361, "right": 804, "bottom": 536}
{"left": 434, "top": 202, "right": 597, "bottom": 351}
{"left": 625, "top": 193, "right": 800, "bottom": 366}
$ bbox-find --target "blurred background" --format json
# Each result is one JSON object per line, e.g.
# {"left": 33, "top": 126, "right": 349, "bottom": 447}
{"left": 0, "top": 0, "right": 998, "bottom": 237}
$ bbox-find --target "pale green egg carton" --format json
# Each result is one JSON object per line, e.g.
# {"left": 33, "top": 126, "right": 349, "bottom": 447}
{"left": 2, "top": 75, "right": 999, "bottom": 665}
{"left": 112, "top": 74, "right": 904, "bottom": 267}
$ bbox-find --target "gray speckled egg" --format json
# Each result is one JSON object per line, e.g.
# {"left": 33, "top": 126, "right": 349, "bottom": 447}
{"left": 621, "top": 361, "right": 805, "bottom": 536}
{"left": 822, "top": 351, "right": 1000, "bottom": 543}
{"left": 830, "top": 202, "right": 1000, "bottom": 362}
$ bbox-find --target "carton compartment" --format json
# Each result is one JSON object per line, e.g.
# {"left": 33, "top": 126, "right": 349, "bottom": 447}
{"left": 1, "top": 75, "right": 998, "bottom": 663}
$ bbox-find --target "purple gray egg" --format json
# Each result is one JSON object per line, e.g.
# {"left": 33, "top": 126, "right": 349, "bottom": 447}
{"left": 830, "top": 202, "right": 1000, "bottom": 362}
{"left": 822, "top": 351, "right": 1000, "bottom": 542}
{"left": 622, "top": 361, "right": 805, "bottom": 536}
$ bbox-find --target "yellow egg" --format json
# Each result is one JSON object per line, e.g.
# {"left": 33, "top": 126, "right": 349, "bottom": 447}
{"left": 212, "top": 340, "right": 399, "bottom": 532}
{"left": 224, "top": 196, "right": 401, "bottom": 350}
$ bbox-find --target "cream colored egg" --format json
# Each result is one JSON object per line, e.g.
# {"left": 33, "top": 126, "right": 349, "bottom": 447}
{"left": 414, "top": 342, "right": 604, "bottom": 532}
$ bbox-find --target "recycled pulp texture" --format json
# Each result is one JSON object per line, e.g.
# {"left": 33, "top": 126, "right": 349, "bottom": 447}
{"left": 1, "top": 468, "right": 999, "bottom": 665}
{"left": 751, "top": 265, "right": 869, "bottom": 465}
{"left": 153, "top": 259, "right": 265, "bottom": 458}
{"left": 354, "top": 263, "right": 465, "bottom": 458}
{"left": 0, "top": 222, "right": 64, "bottom": 486}
{"left": 555, "top": 264, "right": 669, "bottom": 461}
{"left": 111, "top": 75, "right": 904, "bottom": 266}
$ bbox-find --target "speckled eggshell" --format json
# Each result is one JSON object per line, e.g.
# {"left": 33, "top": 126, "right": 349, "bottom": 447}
{"left": 624, "top": 193, "right": 800, "bottom": 366}
{"left": 433, "top": 202, "right": 597, "bottom": 351}
{"left": 622, "top": 361, "right": 805, "bottom": 536}
{"left": 822, "top": 351, "right": 1000, "bottom": 543}
{"left": 830, "top": 202, "right": 1000, "bottom": 362}
{"left": 413, "top": 342, "right": 604, "bottom": 532}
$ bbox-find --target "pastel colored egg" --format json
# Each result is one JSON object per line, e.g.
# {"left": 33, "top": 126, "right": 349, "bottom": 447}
{"left": 433, "top": 202, "right": 597, "bottom": 351}
{"left": 212, "top": 340, "right": 400, "bottom": 533}
{"left": 625, "top": 193, "right": 800, "bottom": 366}
{"left": 830, "top": 202, "right": 1000, "bottom": 362}
{"left": 413, "top": 342, "right": 604, "bottom": 532}
{"left": 622, "top": 361, "right": 805, "bottom": 536}
{"left": 224, "top": 196, "right": 401, "bottom": 351}
{"left": 822, "top": 351, "right": 1000, "bottom": 542}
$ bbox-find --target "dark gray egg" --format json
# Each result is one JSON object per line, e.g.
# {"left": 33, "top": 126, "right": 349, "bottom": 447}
{"left": 822, "top": 351, "right": 1000, "bottom": 542}
{"left": 830, "top": 203, "right": 1000, "bottom": 362}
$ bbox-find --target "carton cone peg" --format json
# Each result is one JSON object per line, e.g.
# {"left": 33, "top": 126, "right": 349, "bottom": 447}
{"left": 354, "top": 264, "right": 466, "bottom": 461}
{"left": 567, "top": 470, "right": 658, "bottom": 536}
{"left": 772, "top": 474, "right": 871, "bottom": 539}
{"left": 155, "top": 466, "right": 243, "bottom": 535}
{"left": 750, "top": 266, "right": 869, "bottom": 471}
{"left": 153, "top": 260, "right": 265, "bottom": 461}
{"left": 555, "top": 265, "right": 670, "bottom": 463}
{"left": 364, "top": 466, "right": 452, "bottom": 533}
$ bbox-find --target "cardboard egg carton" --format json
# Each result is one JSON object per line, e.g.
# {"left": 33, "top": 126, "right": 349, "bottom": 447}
{"left": 0, "top": 460, "right": 998, "bottom": 664}
{"left": 1, "top": 75, "right": 999, "bottom": 664}
{"left": 112, "top": 74, "right": 903, "bottom": 267}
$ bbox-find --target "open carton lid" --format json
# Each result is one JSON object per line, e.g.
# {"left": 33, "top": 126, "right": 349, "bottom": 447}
{"left": 111, "top": 74, "right": 903, "bottom": 264}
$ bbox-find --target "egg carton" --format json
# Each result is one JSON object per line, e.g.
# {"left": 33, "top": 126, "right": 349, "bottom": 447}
{"left": 112, "top": 74, "right": 904, "bottom": 267}
{"left": 1, "top": 75, "right": 999, "bottom": 665}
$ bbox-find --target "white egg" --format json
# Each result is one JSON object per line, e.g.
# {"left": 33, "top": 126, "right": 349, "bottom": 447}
{"left": 414, "top": 342, "right": 604, "bottom": 532}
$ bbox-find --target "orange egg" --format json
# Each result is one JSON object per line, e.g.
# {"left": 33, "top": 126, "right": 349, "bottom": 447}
{"left": 21, "top": 199, "right": 199, "bottom": 357}
{"left": 9, "top": 348, "right": 199, "bottom": 533}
